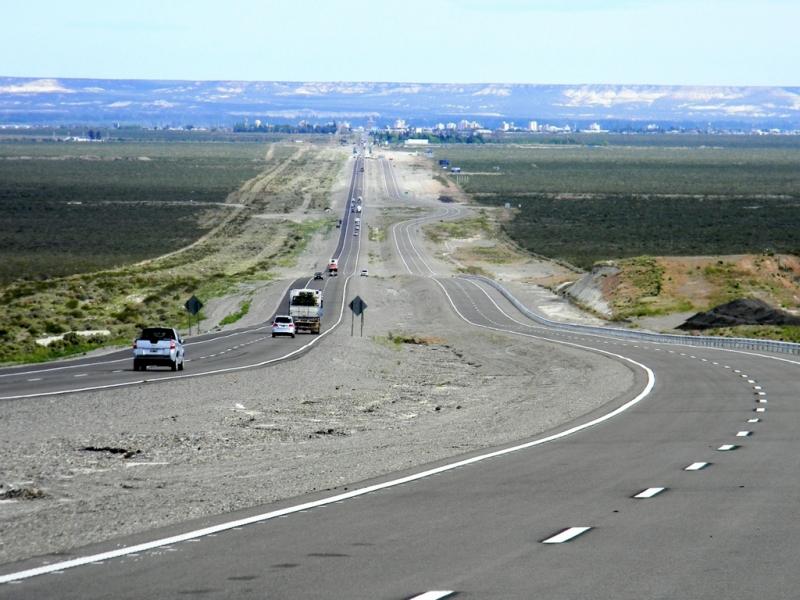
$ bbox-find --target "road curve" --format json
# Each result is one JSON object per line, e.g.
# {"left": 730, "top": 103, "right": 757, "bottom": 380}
{"left": 3, "top": 153, "right": 800, "bottom": 598}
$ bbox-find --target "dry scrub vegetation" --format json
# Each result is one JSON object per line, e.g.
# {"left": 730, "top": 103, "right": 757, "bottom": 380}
{"left": 0, "top": 142, "right": 345, "bottom": 363}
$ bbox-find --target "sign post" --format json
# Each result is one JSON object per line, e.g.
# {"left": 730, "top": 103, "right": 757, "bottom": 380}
{"left": 348, "top": 296, "right": 367, "bottom": 337}
{"left": 184, "top": 295, "right": 203, "bottom": 336}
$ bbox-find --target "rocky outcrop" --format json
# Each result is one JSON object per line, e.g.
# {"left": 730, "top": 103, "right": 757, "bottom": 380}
{"left": 678, "top": 298, "right": 800, "bottom": 330}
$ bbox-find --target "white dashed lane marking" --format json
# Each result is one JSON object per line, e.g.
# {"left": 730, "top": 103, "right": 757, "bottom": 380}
{"left": 756, "top": 407, "right": 766, "bottom": 413}
{"left": 73, "top": 373, "right": 87, "bottom": 378}
{"left": 748, "top": 418, "right": 761, "bottom": 423}
{"left": 736, "top": 431, "right": 752, "bottom": 437}
{"left": 408, "top": 592, "right": 456, "bottom": 600}
{"left": 542, "top": 527, "right": 592, "bottom": 544}
{"left": 685, "top": 462, "right": 710, "bottom": 471}
{"left": 26, "top": 378, "right": 42, "bottom": 382}
{"left": 718, "top": 444, "right": 738, "bottom": 451}
{"left": 634, "top": 487, "right": 666, "bottom": 499}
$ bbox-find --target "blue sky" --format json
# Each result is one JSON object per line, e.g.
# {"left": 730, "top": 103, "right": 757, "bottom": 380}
{"left": 2, "top": 0, "right": 797, "bottom": 85}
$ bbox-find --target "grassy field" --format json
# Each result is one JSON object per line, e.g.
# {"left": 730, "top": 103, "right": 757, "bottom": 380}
{"left": 0, "top": 141, "right": 281, "bottom": 283}
{"left": 0, "top": 142, "right": 345, "bottom": 363}
{"left": 435, "top": 139, "right": 800, "bottom": 269}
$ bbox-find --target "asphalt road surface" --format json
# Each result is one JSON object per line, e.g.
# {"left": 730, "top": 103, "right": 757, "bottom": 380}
{"left": 3, "top": 152, "right": 800, "bottom": 599}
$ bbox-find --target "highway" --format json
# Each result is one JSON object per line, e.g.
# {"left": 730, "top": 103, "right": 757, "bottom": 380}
{"left": 0, "top": 156, "right": 368, "bottom": 402}
{"left": 3, "top": 151, "right": 800, "bottom": 598}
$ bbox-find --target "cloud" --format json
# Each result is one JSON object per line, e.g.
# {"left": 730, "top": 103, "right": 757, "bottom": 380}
{"left": 0, "top": 78, "right": 73, "bottom": 94}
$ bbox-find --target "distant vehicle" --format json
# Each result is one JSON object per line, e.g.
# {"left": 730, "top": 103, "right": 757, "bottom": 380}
{"left": 271, "top": 315, "right": 296, "bottom": 338}
{"left": 358, "top": 196, "right": 363, "bottom": 202}
{"left": 328, "top": 257, "right": 338, "bottom": 276}
{"left": 360, "top": 269, "right": 369, "bottom": 277}
{"left": 289, "top": 289, "right": 323, "bottom": 334}
{"left": 356, "top": 205, "right": 362, "bottom": 213}
{"left": 451, "top": 167, "right": 461, "bottom": 173}
{"left": 355, "top": 217, "right": 361, "bottom": 224}
{"left": 336, "top": 219, "right": 342, "bottom": 228}
{"left": 313, "top": 271, "right": 324, "bottom": 280}
{"left": 133, "top": 327, "right": 184, "bottom": 371}
{"left": 354, "top": 230, "right": 359, "bottom": 236}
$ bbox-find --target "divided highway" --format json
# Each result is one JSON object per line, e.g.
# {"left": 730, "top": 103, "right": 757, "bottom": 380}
{"left": 3, "top": 152, "right": 800, "bottom": 598}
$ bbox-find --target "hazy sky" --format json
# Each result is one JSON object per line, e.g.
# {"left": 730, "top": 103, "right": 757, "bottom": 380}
{"left": 2, "top": 0, "right": 797, "bottom": 85}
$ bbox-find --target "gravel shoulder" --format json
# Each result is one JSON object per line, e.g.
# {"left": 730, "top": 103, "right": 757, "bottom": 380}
{"left": 0, "top": 151, "right": 636, "bottom": 566}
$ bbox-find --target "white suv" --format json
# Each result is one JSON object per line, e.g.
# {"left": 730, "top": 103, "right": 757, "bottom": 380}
{"left": 133, "top": 327, "right": 185, "bottom": 371}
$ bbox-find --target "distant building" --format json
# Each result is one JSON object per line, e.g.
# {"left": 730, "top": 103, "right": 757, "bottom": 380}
{"left": 528, "top": 120, "right": 539, "bottom": 132}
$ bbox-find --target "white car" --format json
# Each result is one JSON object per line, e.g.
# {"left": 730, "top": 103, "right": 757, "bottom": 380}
{"left": 133, "top": 327, "right": 185, "bottom": 371}
{"left": 271, "top": 315, "right": 296, "bottom": 338}
{"left": 360, "top": 269, "right": 369, "bottom": 277}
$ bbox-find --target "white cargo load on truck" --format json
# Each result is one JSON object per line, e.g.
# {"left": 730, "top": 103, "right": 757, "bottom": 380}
{"left": 288, "top": 288, "right": 323, "bottom": 334}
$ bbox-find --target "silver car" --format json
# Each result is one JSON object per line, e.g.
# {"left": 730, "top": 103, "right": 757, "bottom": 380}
{"left": 271, "top": 315, "right": 296, "bottom": 338}
{"left": 133, "top": 327, "right": 185, "bottom": 371}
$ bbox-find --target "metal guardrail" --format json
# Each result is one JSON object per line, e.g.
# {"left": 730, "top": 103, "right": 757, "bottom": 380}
{"left": 466, "top": 275, "right": 800, "bottom": 356}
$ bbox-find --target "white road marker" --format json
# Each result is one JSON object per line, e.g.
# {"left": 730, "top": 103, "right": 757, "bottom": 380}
{"left": 542, "top": 527, "right": 592, "bottom": 544}
{"left": 717, "top": 444, "right": 738, "bottom": 451}
{"left": 634, "top": 487, "right": 666, "bottom": 498}
{"left": 736, "top": 431, "right": 752, "bottom": 437}
{"left": 409, "top": 592, "right": 455, "bottom": 600}
{"left": 753, "top": 385, "right": 762, "bottom": 390}
{"left": 756, "top": 391, "right": 767, "bottom": 396}
{"left": 757, "top": 398, "right": 768, "bottom": 403}
{"left": 734, "top": 369, "right": 741, "bottom": 373}
{"left": 756, "top": 407, "right": 766, "bottom": 413}
{"left": 73, "top": 373, "right": 87, "bottom": 378}
{"left": 685, "top": 462, "right": 709, "bottom": 471}
{"left": 26, "top": 378, "right": 42, "bottom": 382}
{"left": 748, "top": 418, "right": 760, "bottom": 423}
{"left": 747, "top": 379, "right": 756, "bottom": 384}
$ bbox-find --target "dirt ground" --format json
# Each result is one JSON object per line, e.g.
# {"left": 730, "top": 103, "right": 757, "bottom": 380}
{"left": 0, "top": 148, "right": 634, "bottom": 566}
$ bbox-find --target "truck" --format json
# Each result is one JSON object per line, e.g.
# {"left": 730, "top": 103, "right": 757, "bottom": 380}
{"left": 289, "top": 289, "right": 323, "bottom": 334}
{"left": 328, "top": 257, "right": 338, "bottom": 276}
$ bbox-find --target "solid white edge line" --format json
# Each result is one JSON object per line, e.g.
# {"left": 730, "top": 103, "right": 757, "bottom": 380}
{"left": 408, "top": 592, "right": 455, "bottom": 600}
{"left": 634, "top": 487, "right": 665, "bottom": 499}
{"left": 542, "top": 526, "right": 592, "bottom": 544}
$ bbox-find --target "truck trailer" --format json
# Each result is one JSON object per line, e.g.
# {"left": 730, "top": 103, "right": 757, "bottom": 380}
{"left": 289, "top": 288, "right": 323, "bottom": 334}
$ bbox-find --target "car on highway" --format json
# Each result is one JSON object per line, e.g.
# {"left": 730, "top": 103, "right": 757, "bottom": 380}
{"left": 360, "top": 268, "right": 369, "bottom": 277}
{"left": 313, "top": 271, "right": 324, "bottom": 280}
{"left": 354, "top": 230, "right": 359, "bottom": 236}
{"left": 133, "top": 327, "right": 185, "bottom": 371}
{"left": 271, "top": 315, "right": 296, "bottom": 338}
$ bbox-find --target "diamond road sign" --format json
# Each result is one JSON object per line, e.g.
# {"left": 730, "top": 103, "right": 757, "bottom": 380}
{"left": 349, "top": 296, "right": 367, "bottom": 316}
{"left": 184, "top": 295, "right": 203, "bottom": 316}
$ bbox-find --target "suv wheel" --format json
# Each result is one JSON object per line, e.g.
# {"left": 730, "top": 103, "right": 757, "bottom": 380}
{"left": 171, "top": 360, "right": 178, "bottom": 372}
{"left": 178, "top": 360, "right": 184, "bottom": 371}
